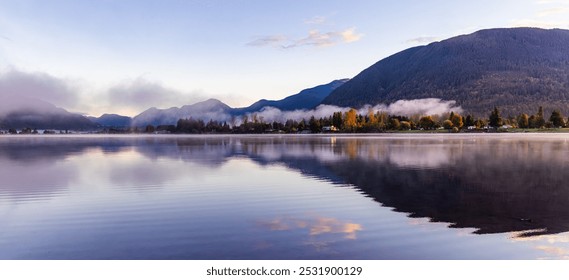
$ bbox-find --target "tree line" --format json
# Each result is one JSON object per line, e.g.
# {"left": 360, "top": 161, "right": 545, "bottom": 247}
{"left": 136, "top": 106, "right": 567, "bottom": 134}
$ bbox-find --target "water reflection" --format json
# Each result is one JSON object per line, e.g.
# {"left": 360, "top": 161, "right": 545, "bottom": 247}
{"left": 2, "top": 134, "right": 569, "bottom": 259}
{"left": 2, "top": 135, "right": 569, "bottom": 236}
{"left": 258, "top": 216, "right": 362, "bottom": 240}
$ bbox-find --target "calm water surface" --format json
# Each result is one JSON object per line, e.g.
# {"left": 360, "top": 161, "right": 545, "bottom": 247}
{"left": 1, "top": 134, "right": 569, "bottom": 259}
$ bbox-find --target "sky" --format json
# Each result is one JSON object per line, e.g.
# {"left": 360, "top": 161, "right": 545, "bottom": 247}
{"left": 1, "top": 0, "right": 569, "bottom": 117}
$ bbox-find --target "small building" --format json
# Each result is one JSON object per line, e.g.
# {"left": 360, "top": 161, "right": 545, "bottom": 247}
{"left": 322, "top": 125, "right": 338, "bottom": 132}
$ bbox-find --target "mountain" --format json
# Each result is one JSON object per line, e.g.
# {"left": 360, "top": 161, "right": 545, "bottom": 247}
{"left": 322, "top": 28, "right": 569, "bottom": 116}
{"left": 131, "top": 80, "right": 347, "bottom": 127}
{"left": 0, "top": 97, "right": 97, "bottom": 130}
{"left": 88, "top": 114, "right": 132, "bottom": 128}
{"left": 234, "top": 79, "right": 348, "bottom": 114}
{"left": 132, "top": 98, "right": 232, "bottom": 127}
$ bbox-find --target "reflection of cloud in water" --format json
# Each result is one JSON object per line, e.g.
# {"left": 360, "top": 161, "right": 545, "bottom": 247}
{"left": 507, "top": 230, "right": 569, "bottom": 259}
{"left": 78, "top": 148, "right": 219, "bottom": 191}
{"left": 258, "top": 147, "right": 346, "bottom": 163}
{"left": 135, "top": 138, "right": 234, "bottom": 167}
{"left": 309, "top": 217, "right": 362, "bottom": 240}
{"left": 534, "top": 246, "right": 569, "bottom": 259}
{"left": 105, "top": 150, "right": 192, "bottom": 188}
{"left": 258, "top": 216, "right": 362, "bottom": 240}
{"left": 388, "top": 145, "right": 451, "bottom": 168}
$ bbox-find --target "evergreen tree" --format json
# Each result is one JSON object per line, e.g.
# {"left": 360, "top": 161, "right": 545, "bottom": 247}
{"left": 465, "top": 115, "right": 475, "bottom": 127}
{"left": 332, "top": 112, "right": 343, "bottom": 129}
{"left": 309, "top": 116, "right": 321, "bottom": 133}
{"left": 536, "top": 106, "right": 545, "bottom": 128}
{"left": 489, "top": 107, "right": 503, "bottom": 127}
{"left": 549, "top": 110, "right": 565, "bottom": 127}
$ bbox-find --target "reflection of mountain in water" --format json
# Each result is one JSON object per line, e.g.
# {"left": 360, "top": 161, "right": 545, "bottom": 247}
{"left": 201, "top": 136, "right": 569, "bottom": 238}
{"left": 2, "top": 135, "right": 569, "bottom": 237}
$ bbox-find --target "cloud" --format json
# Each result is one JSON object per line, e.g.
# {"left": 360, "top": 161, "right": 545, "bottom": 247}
{"left": 246, "top": 35, "right": 287, "bottom": 47}
{"left": 247, "top": 28, "right": 363, "bottom": 49}
{"left": 340, "top": 28, "right": 362, "bottom": 43}
{"left": 244, "top": 104, "right": 347, "bottom": 124}
{"left": 292, "top": 30, "right": 340, "bottom": 48}
{"left": 243, "top": 98, "right": 462, "bottom": 124}
{"left": 511, "top": 2, "right": 569, "bottom": 29}
{"left": 536, "top": 0, "right": 560, "bottom": 4}
{"left": 286, "top": 28, "right": 363, "bottom": 48}
{"left": 0, "top": 69, "right": 242, "bottom": 117}
{"left": 304, "top": 16, "right": 327, "bottom": 25}
{"left": 406, "top": 36, "right": 441, "bottom": 45}
{"left": 106, "top": 78, "right": 206, "bottom": 114}
{"left": 382, "top": 98, "right": 462, "bottom": 116}
{"left": 511, "top": 18, "right": 569, "bottom": 28}
{"left": 538, "top": 7, "right": 569, "bottom": 17}
{"left": 0, "top": 69, "right": 79, "bottom": 114}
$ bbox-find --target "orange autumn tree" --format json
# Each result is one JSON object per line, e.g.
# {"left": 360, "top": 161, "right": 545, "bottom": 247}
{"left": 343, "top": 108, "right": 358, "bottom": 132}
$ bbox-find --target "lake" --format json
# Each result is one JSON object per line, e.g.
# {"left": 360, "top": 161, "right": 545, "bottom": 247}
{"left": 1, "top": 134, "right": 569, "bottom": 259}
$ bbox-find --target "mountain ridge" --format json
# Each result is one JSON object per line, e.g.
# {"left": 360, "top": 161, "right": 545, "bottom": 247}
{"left": 233, "top": 79, "right": 348, "bottom": 114}
{"left": 131, "top": 79, "right": 348, "bottom": 126}
{"left": 322, "top": 27, "right": 569, "bottom": 116}
{"left": 131, "top": 98, "right": 233, "bottom": 127}
{"left": 88, "top": 114, "right": 132, "bottom": 128}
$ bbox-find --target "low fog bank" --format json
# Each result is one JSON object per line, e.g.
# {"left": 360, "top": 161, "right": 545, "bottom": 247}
{"left": 237, "top": 98, "right": 462, "bottom": 124}
{"left": 0, "top": 70, "right": 78, "bottom": 116}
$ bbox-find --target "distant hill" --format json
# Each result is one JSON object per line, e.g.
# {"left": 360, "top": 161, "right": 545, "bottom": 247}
{"left": 0, "top": 97, "right": 96, "bottom": 130}
{"left": 132, "top": 98, "right": 233, "bottom": 127}
{"left": 233, "top": 79, "right": 348, "bottom": 114}
{"left": 322, "top": 28, "right": 569, "bottom": 117}
{"left": 131, "top": 80, "right": 347, "bottom": 127}
{"left": 88, "top": 114, "right": 132, "bottom": 128}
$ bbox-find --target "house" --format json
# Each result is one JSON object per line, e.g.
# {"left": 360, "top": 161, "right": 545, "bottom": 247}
{"left": 322, "top": 125, "right": 338, "bottom": 132}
